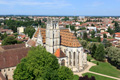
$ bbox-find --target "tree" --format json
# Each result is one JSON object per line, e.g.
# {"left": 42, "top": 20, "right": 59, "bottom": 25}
{"left": 80, "top": 40, "right": 87, "bottom": 48}
{"left": 106, "top": 47, "right": 120, "bottom": 69}
{"left": 24, "top": 27, "right": 35, "bottom": 38}
{"left": 107, "top": 27, "right": 114, "bottom": 35}
{"left": 103, "top": 34, "right": 107, "bottom": 38}
{"left": 102, "top": 39, "right": 112, "bottom": 48}
{"left": 70, "top": 25, "right": 75, "bottom": 31}
{"left": 2, "top": 36, "right": 19, "bottom": 45}
{"left": 94, "top": 44, "right": 105, "bottom": 61}
{"left": 62, "top": 17, "right": 69, "bottom": 21}
{"left": 97, "top": 36, "right": 101, "bottom": 42}
{"left": 0, "top": 33, "right": 7, "bottom": 40}
{"left": 83, "top": 32, "right": 88, "bottom": 40}
{"left": 57, "top": 66, "right": 73, "bottom": 80}
{"left": 91, "top": 44, "right": 97, "bottom": 57}
{"left": 66, "top": 25, "right": 69, "bottom": 28}
{"left": 114, "top": 21, "right": 120, "bottom": 32}
{"left": 91, "top": 24, "right": 95, "bottom": 26}
{"left": 14, "top": 46, "right": 73, "bottom": 80}
{"left": 91, "top": 30, "right": 95, "bottom": 38}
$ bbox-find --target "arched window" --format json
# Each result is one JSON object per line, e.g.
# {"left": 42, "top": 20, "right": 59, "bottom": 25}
{"left": 69, "top": 52, "right": 71, "bottom": 65}
{"left": 73, "top": 52, "right": 75, "bottom": 66}
{"left": 61, "top": 59, "right": 65, "bottom": 66}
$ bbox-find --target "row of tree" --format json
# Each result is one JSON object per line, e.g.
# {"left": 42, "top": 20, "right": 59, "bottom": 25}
{"left": 2, "top": 36, "right": 22, "bottom": 45}
{"left": 106, "top": 47, "right": 120, "bottom": 69}
{"left": 80, "top": 40, "right": 105, "bottom": 61}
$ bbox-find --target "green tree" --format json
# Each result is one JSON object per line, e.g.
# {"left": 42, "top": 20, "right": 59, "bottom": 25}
{"left": 80, "top": 40, "right": 87, "bottom": 48}
{"left": 66, "top": 25, "right": 69, "bottom": 28}
{"left": 91, "top": 24, "right": 95, "bottom": 26}
{"left": 107, "top": 27, "right": 114, "bottom": 35}
{"left": 87, "top": 42, "right": 99, "bottom": 53}
{"left": 24, "top": 27, "right": 35, "bottom": 38}
{"left": 91, "top": 30, "right": 95, "bottom": 38}
{"left": 0, "top": 33, "right": 7, "bottom": 40}
{"left": 83, "top": 32, "right": 88, "bottom": 40}
{"left": 57, "top": 66, "right": 73, "bottom": 80}
{"left": 114, "top": 21, "right": 120, "bottom": 32}
{"left": 103, "top": 34, "right": 107, "bottom": 38}
{"left": 70, "top": 25, "right": 75, "bottom": 31}
{"left": 97, "top": 36, "right": 101, "bottom": 42}
{"left": 106, "top": 47, "right": 120, "bottom": 69}
{"left": 2, "top": 36, "right": 18, "bottom": 45}
{"left": 62, "top": 17, "right": 69, "bottom": 21}
{"left": 94, "top": 44, "right": 105, "bottom": 61}
{"left": 14, "top": 46, "right": 73, "bottom": 80}
{"left": 91, "top": 44, "right": 97, "bottom": 57}
{"left": 102, "top": 39, "right": 112, "bottom": 48}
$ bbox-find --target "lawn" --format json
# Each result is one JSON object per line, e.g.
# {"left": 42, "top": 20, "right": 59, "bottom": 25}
{"left": 87, "top": 54, "right": 93, "bottom": 61}
{"left": 82, "top": 73, "right": 116, "bottom": 80}
{"left": 90, "top": 61, "right": 120, "bottom": 78}
{"left": 73, "top": 75, "right": 79, "bottom": 80}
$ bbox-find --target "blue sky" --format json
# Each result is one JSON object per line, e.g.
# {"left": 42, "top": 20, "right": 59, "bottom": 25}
{"left": 0, "top": 0, "right": 120, "bottom": 16}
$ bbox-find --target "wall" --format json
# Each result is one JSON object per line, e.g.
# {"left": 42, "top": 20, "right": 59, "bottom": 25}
{"left": 1, "top": 66, "right": 16, "bottom": 80}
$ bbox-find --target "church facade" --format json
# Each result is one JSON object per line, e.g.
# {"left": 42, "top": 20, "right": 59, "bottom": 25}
{"left": 26, "top": 18, "right": 87, "bottom": 72}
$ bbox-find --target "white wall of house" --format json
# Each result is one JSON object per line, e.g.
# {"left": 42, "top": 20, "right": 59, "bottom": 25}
{"left": 1, "top": 66, "right": 16, "bottom": 80}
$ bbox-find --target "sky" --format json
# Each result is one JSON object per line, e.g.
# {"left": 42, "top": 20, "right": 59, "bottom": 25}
{"left": 0, "top": 0, "right": 120, "bottom": 16}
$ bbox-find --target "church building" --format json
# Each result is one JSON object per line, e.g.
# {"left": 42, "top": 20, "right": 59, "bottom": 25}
{"left": 26, "top": 18, "right": 87, "bottom": 72}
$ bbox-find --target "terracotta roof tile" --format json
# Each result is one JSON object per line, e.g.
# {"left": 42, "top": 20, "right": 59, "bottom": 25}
{"left": 27, "top": 40, "right": 36, "bottom": 47}
{"left": 54, "top": 48, "right": 66, "bottom": 58}
{"left": 32, "top": 28, "right": 81, "bottom": 47}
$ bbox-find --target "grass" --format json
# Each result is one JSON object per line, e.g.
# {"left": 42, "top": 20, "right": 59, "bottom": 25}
{"left": 73, "top": 75, "right": 79, "bottom": 80}
{"left": 87, "top": 54, "right": 93, "bottom": 61}
{"left": 82, "top": 73, "right": 116, "bottom": 80}
{"left": 90, "top": 61, "right": 120, "bottom": 78}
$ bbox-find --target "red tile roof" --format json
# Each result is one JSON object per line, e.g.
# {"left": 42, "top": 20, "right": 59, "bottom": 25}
{"left": 54, "top": 48, "right": 66, "bottom": 58}
{"left": 27, "top": 40, "right": 36, "bottom": 47}
{"left": 18, "top": 35, "right": 26, "bottom": 38}
{"left": 2, "top": 44, "right": 25, "bottom": 50}
{"left": 0, "top": 47, "right": 30, "bottom": 69}
{"left": 115, "top": 32, "right": 120, "bottom": 35}
{"left": 116, "top": 35, "right": 120, "bottom": 37}
{"left": 101, "top": 32, "right": 109, "bottom": 34}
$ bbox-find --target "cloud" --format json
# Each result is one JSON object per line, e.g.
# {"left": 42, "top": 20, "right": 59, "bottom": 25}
{"left": 0, "top": 0, "right": 71, "bottom": 8}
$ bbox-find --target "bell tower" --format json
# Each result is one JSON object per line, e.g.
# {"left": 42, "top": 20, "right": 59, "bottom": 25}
{"left": 46, "top": 18, "right": 60, "bottom": 54}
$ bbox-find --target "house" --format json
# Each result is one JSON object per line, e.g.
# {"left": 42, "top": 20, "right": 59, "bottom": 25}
{"left": 100, "top": 32, "right": 111, "bottom": 38}
{"left": 115, "top": 33, "right": 120, "bottom": 40}
{"left": 87, "top": 26, "right": 97, "bottom": 32}
{"left": 17, "top": 35, "right": 26, "bottom": 39}
{"left": 0, "top": 44, "right": 29, "bottom": 80}
{"left": 17, "top": 26, "right": 25, "bottom": 34}
{"left": 0, "top": 29, "right": 13, "bottom": 34}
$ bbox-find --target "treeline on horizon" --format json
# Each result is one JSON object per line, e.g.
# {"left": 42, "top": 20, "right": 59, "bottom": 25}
{"left": 0, "top": 15, "right": 120, "bottom": 18}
